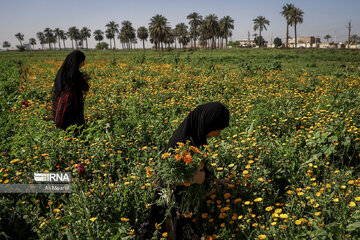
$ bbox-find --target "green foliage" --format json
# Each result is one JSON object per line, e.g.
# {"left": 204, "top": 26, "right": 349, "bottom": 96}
{"left": 273, "top": 37, "right": 283, "bottom": 48}
{"left": 0, "top": 49, "right": 360, "bottom": 239}
{"left": 96, "top": 42, "right": 109, "bottom": 50}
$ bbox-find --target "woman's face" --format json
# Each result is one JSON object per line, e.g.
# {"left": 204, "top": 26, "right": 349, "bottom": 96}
{"left": 206, "top": 129, "right": 222, "bottom": 138}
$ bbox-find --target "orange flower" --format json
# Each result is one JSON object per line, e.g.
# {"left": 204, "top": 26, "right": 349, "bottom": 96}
{"left": 184, "top": 154, "right": 192, "bottom": 164}
{"left": 189, "top": 146, "right": 201, "bottom": 154}
{"left": 175, "top": 154, "right": 183, "bottom": 162}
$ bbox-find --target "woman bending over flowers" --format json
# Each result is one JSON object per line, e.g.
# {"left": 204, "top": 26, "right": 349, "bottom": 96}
{"left": 137, "top": 102, "right": 230, "bottom": 240}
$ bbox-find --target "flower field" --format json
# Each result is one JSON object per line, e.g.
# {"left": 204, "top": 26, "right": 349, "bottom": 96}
{"left": 1, "top": 49, "right": 360, "bottom": 239}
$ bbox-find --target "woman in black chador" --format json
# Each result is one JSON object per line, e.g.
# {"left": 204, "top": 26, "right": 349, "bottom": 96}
{"left": 137, "top": 102, "right": 230, "bottom": 240}
{"left": 53, "top": 50, "right": 89, "bottom": 131}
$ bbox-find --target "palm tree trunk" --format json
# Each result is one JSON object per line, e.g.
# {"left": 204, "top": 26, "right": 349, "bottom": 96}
{"left": 58, "top": 37, "right": 61, "bottom": 50}
{"left": 286, "top": 23, "right": 289, "bottom": 48}
{"left": 63, "top": 39, "right": 66, "bottom": 49}
{"left": 194, "top": 31, "right": 197, "bottom": 49}
{"left": 113, "top": 38, "right": 116, "bottom": 49}
{"left": 71, "top": 39, "right": 74, "bottom": 49}
{"left": 295, "top": 23, "right": 297, "bottom": 48}
{"left": 48, "top": 42, "right": 51, "bottom": 50}
{"left": 86, "top": 39, "right": 88, "bottom": 49}
{"left": 259, "top": 29, "right": 262, "bottom": 48}
{"left": 109, "top": 39, "right": 112, "bottom": 49}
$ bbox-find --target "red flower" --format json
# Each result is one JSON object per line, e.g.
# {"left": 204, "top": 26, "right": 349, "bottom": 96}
{"left": 20, "top": 100, "right": 29, "bottom": 107}
{"left": 76, "top": 163, "right": 86, "bottom": 174}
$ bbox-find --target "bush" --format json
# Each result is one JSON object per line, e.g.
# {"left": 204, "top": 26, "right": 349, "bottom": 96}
{"left": 96, "top": 42, "right": 109, "bottom": 50}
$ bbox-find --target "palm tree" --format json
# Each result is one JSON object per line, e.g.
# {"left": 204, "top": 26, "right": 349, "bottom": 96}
{"left": 289, "top": 7, "right": 304, "bottom": 48}
{"left": 137, "top": 26, "right": 149, "bottom": 50}
{"left": 43, "top": 28, "right": 54, "bottom": 50}
{"left": 58, "top": 30, "right": 67, "bottom": 49}
{"left": 15, "top": 33, "right": 24, "bottom": 46}
{"left": 67, "top": 26, "right": 80, "bottom": 49}
{"left": 203, "top": 14, "right": 219, "bottom": 49}
{"left": 350, "top": 34, "right": 359, "bottom": 44}
{"left": 93, "top": 30, "right": 104, "bottom": 45}
{"left": 105, "top": 21, "right": 119, "bottom": 49}
{"left": 54, "top": 28, "right": 62, "bottom": 50}
{"left": 164, "top": 27, "right": 174, "bottom": 49}
{"left": 324, "top": 34, "right": 332, "bottom": 43}
{"left": 281, "top": 3, "right": 295, "bottom": 48}
{"left": 80, "top": 27, "right": 91, "bottom": 49}
{"left": 175, "top": 23, "right": 189, "bottom": 49}
{"left": 3, "top": 41, "right": 11, "bottom": 50}
{"left": 219, "top": 16, "right": 234, "bottom": 48}
{"left": 187, "top": 12, "right": 202, "bottom": 49}
{"left": 29, "top": 38, "right": 36, "bottom": 49}
{"left": 36, "top": 32, "right": 45, "bottom": 50}
{"left": 120, "top": 21, "right": 136, "bottom": 49}
{"left": 253, "top": 16, "right": 270, "bottom": 47}
{"left": 105, "top": 29, "right": 114, "bottom": 49}
{"left": 149, "top": 14, "right": 169, "bottom": 51}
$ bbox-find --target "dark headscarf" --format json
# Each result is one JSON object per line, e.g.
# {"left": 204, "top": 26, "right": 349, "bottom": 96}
{"left": 54, "top": 50, "right": 86, "bottom": 97}
{"left": 166, "top": 102, "right": 230, "bottom": 151}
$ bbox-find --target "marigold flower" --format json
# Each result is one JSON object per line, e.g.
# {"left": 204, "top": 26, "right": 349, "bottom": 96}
{"left": 348, "top": 201, "right": 356, "bottom": 207}
{"left": 258, "top": 234, "right": 267, "bottom": 240}
{"left": 254, "top": 197, "right": 263, "bottom": 202}
{"left": 174, "top": 154, "right": 183, "bottom": 162}
{"left": 295, "top": 220, "right": 302, "bottom": 225}
{"left": 184, "top": 154, "right": 192, "bottom": 164}
{"left": 89, "top": 217, "right": 97, "bottom": 222}
{"left": 161, "top": 152, "right": 171, "bottom": 159}
{"left": 265, "top": 206, "right": 273, "bottom": 212}
{"left": 162, "top": 232, "right": 168, "bottom": 238}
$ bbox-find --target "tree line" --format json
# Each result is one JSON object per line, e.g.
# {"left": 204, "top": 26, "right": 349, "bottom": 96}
{"left": 3, "top": 4, "right": 358, "bottom": 51}
{"left": 3, "top": 12, "right": 235, "bottom": 51}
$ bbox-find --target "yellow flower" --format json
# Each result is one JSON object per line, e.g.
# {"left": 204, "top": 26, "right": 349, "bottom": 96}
{"left": 161, "top": 152, "right": 171, "bottom": 159}
{"left": 348, "top": 201, "right": 356, "bottom": 207}
{"left": 275, "top": 208, "right": 282, "bottom": 214}
{"left": 39, "top": 222, "right": 45, "bottom": 228}
{"left": 258, "top": 234, "right": 267, "bottom": 240}
{"left": 254, "top": 197, "right": 263, "bottom": 202}
{"left": 90, "top": 217, "right": 97, "bottom": 222}
{"left": 315, "top": 212, "right": 321, "bottom": 216}
{"left": 265, "top": 206, "right": 273, "bottom": 212}
{"left": 355, "top": 197, "right": 360, "bottom": 202}
{"left": 53, "top": 209, "right": 61, "bottom": 213}
{"left": 295, "top": 220, "right": 302, "bottom": 225}
{"left": 162, "top": 232, "right": 168, "bottom": 238}
{"left": 333, "top": 198, "right": 339, "bottom": 203}
{"left": 244, "top": 201, "right": 250, "bottom": 205}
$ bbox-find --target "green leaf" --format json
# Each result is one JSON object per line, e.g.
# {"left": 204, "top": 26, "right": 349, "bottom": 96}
{"left": 347, "top": 222, "right": 360, "bottom": 232}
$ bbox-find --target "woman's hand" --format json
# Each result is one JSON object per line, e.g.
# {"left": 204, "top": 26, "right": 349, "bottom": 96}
{"left": 193, "top": 167, "right": 205, "bottom": 184}
{"left": 214, "top": 178, "right": 230, "bottom": 188}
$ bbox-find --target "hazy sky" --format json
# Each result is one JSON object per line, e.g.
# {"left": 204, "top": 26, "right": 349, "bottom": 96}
{"left": 1, "top": 0, "right": 359, "bottom": 49}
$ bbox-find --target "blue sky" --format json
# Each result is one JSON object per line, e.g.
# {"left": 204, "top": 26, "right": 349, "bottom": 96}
{"left": 1, "top": 0, "right": 359, "bottom": 49}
